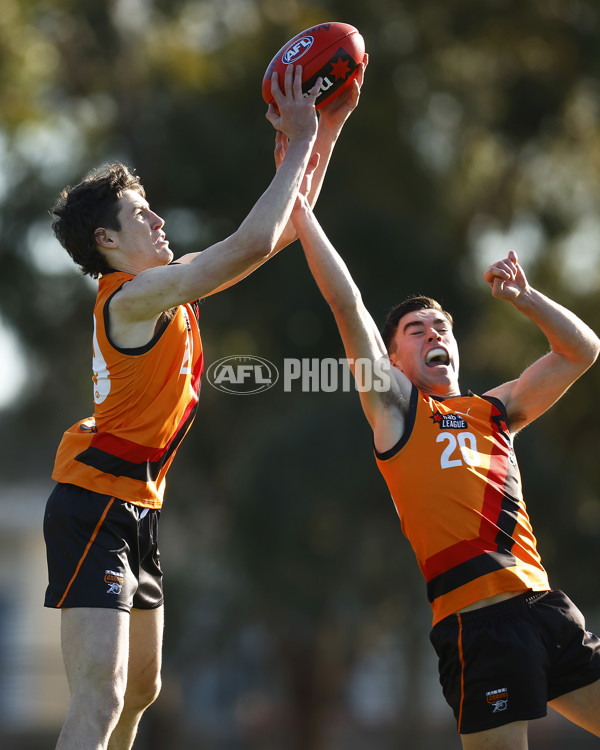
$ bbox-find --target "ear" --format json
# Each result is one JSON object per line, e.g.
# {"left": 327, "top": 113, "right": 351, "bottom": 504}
{"left": 388, "top": 353, "right": 403, "bottom": 372}
{"left": 94, "top": 227, "right": 117, "bottom": 250}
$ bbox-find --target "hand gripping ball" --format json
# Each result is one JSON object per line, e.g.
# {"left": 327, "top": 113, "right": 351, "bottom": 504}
{"left": 262, "top": 22, "right": 365, "bottom": 110}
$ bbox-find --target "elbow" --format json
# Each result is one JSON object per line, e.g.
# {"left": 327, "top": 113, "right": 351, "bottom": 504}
{"left": 231, "top": 228, "right": 275, "bottom": 264}
{"left": 584, "top": 329, "right": 600, "bottom": 366}
{"left": 573, "top": 332, "right": 600, "bottom": 372}
{"left": 588, "top": 336, "right": 600, "bottom": 366}
{"left": 329, "top": 285, "right": 364, "bottom": 316}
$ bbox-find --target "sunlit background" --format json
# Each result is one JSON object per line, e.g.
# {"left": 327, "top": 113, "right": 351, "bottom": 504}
{"left": 1, "top": 0, "right": 600, "bottom": 748}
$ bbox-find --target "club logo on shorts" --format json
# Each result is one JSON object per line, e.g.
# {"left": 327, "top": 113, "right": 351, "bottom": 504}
{"left": 104, "top": 570, "right": 124, "bottom": 595}
{"left": 486, "top": 687, "right": 509, "bottom": 713}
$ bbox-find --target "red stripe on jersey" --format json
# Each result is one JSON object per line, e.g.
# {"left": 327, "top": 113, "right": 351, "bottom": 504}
{"left": 422, "top": 409, "right": 511, "bottom": 583}
{"left": 88, "top": 350, "right": 205, "bottom": 465}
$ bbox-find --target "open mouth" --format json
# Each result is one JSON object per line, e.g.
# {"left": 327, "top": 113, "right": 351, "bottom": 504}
{"left": 425, "top": 347, "right": 450, "bottom": 367}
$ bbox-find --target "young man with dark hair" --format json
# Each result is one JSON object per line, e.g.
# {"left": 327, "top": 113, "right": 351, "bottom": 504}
{"left": 289, "top": 182, "right": 600, "bottom": 749}
{"left": 51, "top": 163, "right": 146, "bottom": 278}
{"left": 43, "top": 63, "right": 365, "bottom": 750}
{"left": 381, "top": 295, "right": 453, "bottom": 353}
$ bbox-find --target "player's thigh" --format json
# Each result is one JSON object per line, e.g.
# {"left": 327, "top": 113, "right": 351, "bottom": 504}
{"left": 549, "top": 678, "right": 600, "bottom": 736}
{"left": 61, "top": 607, "right": 130, "bottom": 691}
{"left": 124, "top": 606, "right": 164, "bottom": 701}
{"left": 460, "top": 720, "right": 528, "bottom": 750}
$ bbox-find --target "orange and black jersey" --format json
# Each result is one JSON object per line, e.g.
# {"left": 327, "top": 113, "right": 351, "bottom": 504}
{"left": 375, "top": 386, "right": 549, "bottom": 626}
{"left": 52, "top": 270, "right": 204, "bottom": 509}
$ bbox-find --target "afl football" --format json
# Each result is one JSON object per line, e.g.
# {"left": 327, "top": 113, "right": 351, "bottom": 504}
{"left": 262, "top": 22, "right": 365, "bottom": 110}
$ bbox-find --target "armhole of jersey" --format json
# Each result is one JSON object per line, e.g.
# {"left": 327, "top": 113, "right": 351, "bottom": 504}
{"left": 481, "top": 393, "right": 509, "bottom": 423}
{"left": 103, "top": 285, "right": 172, "bottom": 356}
{"left": 374, "top": 384, "right": 419, "bottom": 461}
{"left": 190, "top": 299, "right": 201, "bottom": 323}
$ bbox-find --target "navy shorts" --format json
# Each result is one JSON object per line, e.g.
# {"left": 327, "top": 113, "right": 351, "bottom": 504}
{"left": 44, "top": 483, "right": 163, "bottom": 612}
{"left": 429, "top": 590, "right": 600, "bottom": 734}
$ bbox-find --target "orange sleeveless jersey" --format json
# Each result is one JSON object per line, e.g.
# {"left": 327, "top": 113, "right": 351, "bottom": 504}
{"left": 375, "top": 386, "right": 549, "bottom": 625}
{"left": 52, "top": 271, "right": 204, "bottom": 509}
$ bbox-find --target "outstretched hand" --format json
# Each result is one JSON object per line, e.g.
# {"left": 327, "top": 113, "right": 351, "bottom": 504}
{"left": 483, "top": 250, "right": 530, "bottom": 302}
{"left": 317, "top": 54, "right": 368, "bottom": 132}
{"left": 265, "top": 65, "right": 321, "bottom": 143}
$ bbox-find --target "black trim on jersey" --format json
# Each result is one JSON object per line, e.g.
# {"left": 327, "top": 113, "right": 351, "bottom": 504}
{"left": 427, "top": 550, "right": 517, "bottom": 603}
{"left": 494, "top": 497, "right": 521, "bottom": 547}
{"left": 374, "top": 384, "right": 419, "bottom": 461}
{"left": 190, "top": 298, "right": 201, "bottom": 322}
{"left": 103, "top": 285, "right": 173, "bottom": 356}
{"left": 482, "top": 394, "right": 509, "bottom": 423}
{"left": 74, "top": 400, "right": 200, "bottom": 482}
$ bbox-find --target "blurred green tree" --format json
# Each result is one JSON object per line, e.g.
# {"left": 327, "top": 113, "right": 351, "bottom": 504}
{"left": 1, "top": 0, "right": 600, "bottom": 747}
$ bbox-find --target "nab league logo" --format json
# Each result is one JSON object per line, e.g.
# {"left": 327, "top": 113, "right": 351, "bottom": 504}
{"left": 486, "top": 687, "right": 509, "bottom": 713}
{"left": 430, "top": 410, "right": 468, "bottom": 430}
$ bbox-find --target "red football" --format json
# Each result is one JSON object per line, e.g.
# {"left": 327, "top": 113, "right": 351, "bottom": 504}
{"left": 262, "top": 22, "right": 365, "bottom": 110}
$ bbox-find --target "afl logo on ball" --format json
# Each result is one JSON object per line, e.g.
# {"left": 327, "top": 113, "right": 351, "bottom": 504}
{"left": 283, "top": 36, "right": 314, "bottom": 64}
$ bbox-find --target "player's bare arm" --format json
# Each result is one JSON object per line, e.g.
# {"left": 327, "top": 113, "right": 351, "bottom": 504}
{"left": 105, "top": 65, "right": 319, "bottom": 347}
{"left": 483, "top": 250, "right": 600, "bottom": 432}
{"left": 274, "top": 56, "right": 368, "bottom": 250}
{"left": 291, "top": 196, "right": 412, "bottom": 451}
{"left": 201, "top": 58, "right": 369, "bottom": 299}
{"left": 307, "top": 56, "right": 368, "bottom": 199}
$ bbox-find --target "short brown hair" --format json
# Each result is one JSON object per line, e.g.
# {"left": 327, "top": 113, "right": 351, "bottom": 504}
{"left": 51, "top": 163, "right": 145, "bottom": 278}
{"left": 381, "top": 296, "right": 453, "bottom": 353}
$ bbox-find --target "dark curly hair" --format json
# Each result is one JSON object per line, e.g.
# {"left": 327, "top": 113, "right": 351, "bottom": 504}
{"left": 381, "top": 295, "right": 453, "bottom": 353}
{"left": 50, "top": 163, "right": 145, "bottom": 278}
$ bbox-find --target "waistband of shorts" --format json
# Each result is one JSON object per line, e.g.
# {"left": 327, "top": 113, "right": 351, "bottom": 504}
{"left": 449, "top": 589, "right": 552, "bottom": 625}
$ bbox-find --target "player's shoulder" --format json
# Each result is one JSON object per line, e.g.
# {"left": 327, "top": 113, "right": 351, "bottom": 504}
{"left": 482, "top": 378, "right": 517, "bottom": 403}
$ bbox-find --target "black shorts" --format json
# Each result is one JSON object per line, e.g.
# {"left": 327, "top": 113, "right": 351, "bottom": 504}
{"left": 430, "top": 590, "right": 600, "bottom": 734}
{"left": 43, "top": 483, "right": 163, "bottom": 612}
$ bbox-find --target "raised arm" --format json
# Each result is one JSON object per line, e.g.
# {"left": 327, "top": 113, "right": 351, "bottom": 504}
{"left": 483, "top": 250, "right": 600, "bottom": 432}
{"left": 275, "top": 56, "right": 368, "bottom": 248}
{"left": 291, "top": 193, "right": 412, "bottom": 451}
{"left": 209, "top": 58, "right": 369, "bottom": 295}
{"left": 109, "top": 65, "right": 319, "bottom": 335}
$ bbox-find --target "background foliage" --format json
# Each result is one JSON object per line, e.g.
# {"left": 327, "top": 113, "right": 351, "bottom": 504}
{"left": 1, "top": 0, "right": 600, "bottom": 747}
